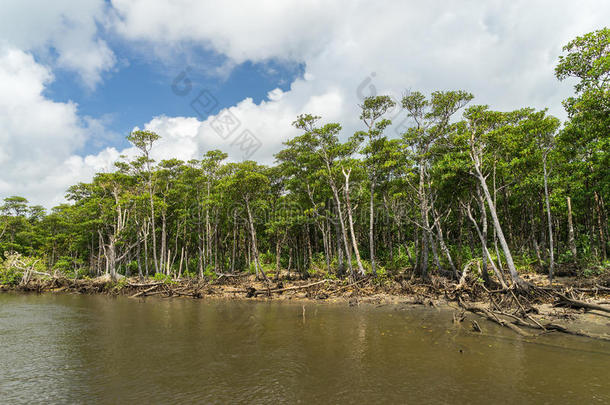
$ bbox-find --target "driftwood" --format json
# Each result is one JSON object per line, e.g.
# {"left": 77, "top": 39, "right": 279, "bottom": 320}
{"left": 253, "top": 279, "right": 332, "bottom": 296}
{"left": 556, "top": 293, "right": 610, "bottom": 314}
{"left": 128, "top": 281, "right": 165, "bottom": 288}
{"left": 459, "top": 299, "right": 532, "bottom": 337}
{"left": 129, "top": 285, "right": 160, "bottom": 298}
{"left": 458, "top": 291, "right": 610, "bottom": 342}
{"left": 216, "top": 273, "right": 250, "bottom": 279}
{"left": 573, "top": 285, "right": 610, "bottom": 293}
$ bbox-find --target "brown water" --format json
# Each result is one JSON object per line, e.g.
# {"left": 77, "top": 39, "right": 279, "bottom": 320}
{"left": 0, "top": 293, "right": 608, "bottom": 404}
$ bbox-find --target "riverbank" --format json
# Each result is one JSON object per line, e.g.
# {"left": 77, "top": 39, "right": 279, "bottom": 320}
{"left": 2, "top": 271, "right": 610, "bottom": 341}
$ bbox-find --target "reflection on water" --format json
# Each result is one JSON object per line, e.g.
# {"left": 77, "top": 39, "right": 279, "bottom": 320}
{"left": 1, "top": 293, "right": 609, "bottom": 404}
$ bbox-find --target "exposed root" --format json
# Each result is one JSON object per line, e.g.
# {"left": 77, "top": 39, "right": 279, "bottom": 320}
{"left": 555, "top": 293, "right": 610, "bottom": 314}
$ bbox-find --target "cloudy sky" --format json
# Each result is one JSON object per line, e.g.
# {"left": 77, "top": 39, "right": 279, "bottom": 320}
{"left": 0, "top": 0, "right": 608, "bottom": 208}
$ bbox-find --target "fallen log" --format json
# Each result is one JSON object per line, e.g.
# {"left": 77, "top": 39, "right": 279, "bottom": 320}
{"left": 556, "top": 293, "right": 610, "bottom": 314}
{"left": 216, "top": 273, "right": 250, "bottom": 278}
{"left": 254, "top": 279, "right": 331, "bottom": 296}
{"left": 542, "top": 323, "right": 610, "bottom": 342}
{"left": 129, "top": 285, "right": 160, "bottom": 298}
{"left": 459, "top": 299, "right": 532, "bottom": 337}
{"left": 128, "top": 282, "right": 165, "bottom": 288}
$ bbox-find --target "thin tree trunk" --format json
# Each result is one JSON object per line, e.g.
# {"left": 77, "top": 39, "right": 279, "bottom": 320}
{"left": 231, "top": 212, "right": 237, "bottom": 273}
{"left": 275, "top": 236, "right": 282, "bottom": 275}
{"left": 477, "top": 186, "right": 491, "bottom": 286}
{"left": 418, "top": 164, "right": 429, "bottom": 278}
{"left": 433, "top": 209, "right": 458, "bottom": 278}
{"left": 144, "top": 224, "right": 149, "bottom": 277}
{"left": 335, "top": 216, "right": 345, "bottom": 276}
{"left": 245, "top": 200, "right": 268, "bottom": 281}
{"left": 430, "top": 233, "right": 442, "bottom": 274}
{"left": 178, "top": 246, "right": 185, "bottom": 279}
{"left": 343, "top": 168, "right": 366, "bottom": 277}
{"left": 149, "top": 184, "right": 158, "bottom": 274}
{"left": 542, "top": 152, "right": 554, "bottom": 283}
{"left": 369, "top": 182, "right": 376, "bottom": 275}
{"left": 330, "top": 178, "right": 353, "bottom": 278}
{"left": 474, "top": 164, "right": 527, "bottom": 288}
{"left": 137, "top": 241, "right": 142, "bottom": 277}
{"left": 567, "top": 196, "right": 577, "bottom": 260}
{"left": 594, "top": 191, "right": 607, "bottom": 260}
{"left": 465, "top": 202, "right": 507, "bottom": 288}
{"left": 161, "top": 210, "right": 167, "bottom": 275}
{"left": 530, "top": 206, "right": 543, "bottom": 267}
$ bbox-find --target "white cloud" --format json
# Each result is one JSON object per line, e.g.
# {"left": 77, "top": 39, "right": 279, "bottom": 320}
{"left": 0, "top": 47, "right": 117, "bottom": 207}
{"left": 0, "top": 0, "right": 115, "bottom": 88}
{"left": 111, "top": 0, "right": 341, "bottom": 64}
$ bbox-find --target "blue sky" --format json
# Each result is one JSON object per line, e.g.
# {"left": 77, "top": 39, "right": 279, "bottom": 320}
{"left": 43, "top": 44, "right": 304, "bottom": 155}
{"left": 0, "top": 1, "right": 607, "bottom": 207}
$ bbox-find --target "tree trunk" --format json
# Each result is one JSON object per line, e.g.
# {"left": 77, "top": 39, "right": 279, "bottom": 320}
{"left": 275, "top": 236, "right": 282, "bottom": 275}
{"left": 530, "top": 206, "right": 542, "bottom": 267}
{"left": 433, "top": 209, "right": 458, "bottom": 278}
{"left": 369, "top": 182, "right": 376, "bottom": 275}
{"left": 231, "top": 212, "right": 237, "bottom": 273}
{"left": 161, "top": 210, "right": 167, "bottom": 275}
{"left": 474, "top": 164, "right": 527, "bottom": 289}
{"left": 417, "top": 163, "right": 431, "bottom": 278}
{"left": 465, "top": 202, "right": 507, "bottom": 288}
{"left": 542, "top": 153, "right": 554, "bottom": 283}
{"left": 594, "top": 191, "right": 607, "bottom": 260}
{"left": 149, "top": 183, "right": 159, "bottom": 274}
{"left": 567, "top": 196, "right": 577, "bottom": 260}
{"left": 343, "top": 168, "right": 366, "bottom": 277}
{"left": 245, "top": 200, "right": 268, "bottom": 281}
{"left": 476, "top": 186, "right": 491, "bottom": 286}
{"left": 329, "top": 176, "right": 353, "bottom": 278}
{"left": 335, "top": 216, "right": 345, "bottom": 276}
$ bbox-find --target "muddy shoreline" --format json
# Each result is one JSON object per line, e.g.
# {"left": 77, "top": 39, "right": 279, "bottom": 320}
{"left": 3, "top": 272, "right": 610, "bottom": 341}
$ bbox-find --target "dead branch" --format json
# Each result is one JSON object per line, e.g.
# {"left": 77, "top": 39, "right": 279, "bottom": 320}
{"left": 129, "top": 285, "right": 160, "bottom": 298}
{"left": 556, "top": 293, "right": 610, "bottom": 314}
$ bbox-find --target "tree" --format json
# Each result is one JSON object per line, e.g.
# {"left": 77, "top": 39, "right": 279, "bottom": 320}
{"left": 401, "top": 90, "right": 473, "bottom": 278}
{"left": 127, "top": 130, "right": 161, "bottom": 272}
{"left": 220, "top": 161, "right": 270, "bottom": 281}
{"left": 358, "top": 95, "right": 396, "bottom": 275}
{"left": 461, "top": 106, "right": 531, "bottom": 289}
{"left": 292, "top": 115, "right": 364, "bottom": 279}
{"left": 556, "top": 27, "right": 609, "bottom": 261}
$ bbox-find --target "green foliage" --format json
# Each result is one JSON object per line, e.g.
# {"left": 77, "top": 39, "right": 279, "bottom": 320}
{"left": 0, "top": 254, "right": 46, "bottom": 285}
{"left": 259, "top": 251, "right": 274, "bottom": 265}
{"left": 387, "top": 246, "right": 411, "bottom": 270}
{"left": 153, "top": 273, "right": 176, "bottom": 284}
{"left": 112, "top": 278, "right": 129, "bottom": 291}
{"left": 202, "top": 265, "right": 217, "bottom": 279}
{"left": 581, "top": 266, "right": 606, "bottom": 278}
{"left": 53, "top": 256, "right": 87, "bottom": 278}
{"left": 0, "top": 258, "right": 22, "bottom": 285}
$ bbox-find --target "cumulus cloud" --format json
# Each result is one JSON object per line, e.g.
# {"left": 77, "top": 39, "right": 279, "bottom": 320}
{"left": 0, "top": 0, "right": 115, "bottom": 88}
{"left": 0, "top": 47, "right": 117, "bottom": 207}
{"left": 110, "top": 0, "right": 340, "bottom": 64}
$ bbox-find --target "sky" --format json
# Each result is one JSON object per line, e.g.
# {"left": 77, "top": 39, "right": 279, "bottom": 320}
{"left": 0, "top": 0, "right": 608, "bottom": 208}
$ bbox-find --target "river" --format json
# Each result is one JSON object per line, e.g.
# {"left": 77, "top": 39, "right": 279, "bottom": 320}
{"left": 0, "top": 293, "right": 608, "bottom": 403}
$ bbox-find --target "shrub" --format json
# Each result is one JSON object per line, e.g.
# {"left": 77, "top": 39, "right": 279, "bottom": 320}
{"left": 152, "top": 272, "right": 175, "bottom": 284}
